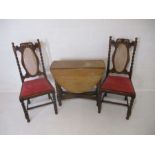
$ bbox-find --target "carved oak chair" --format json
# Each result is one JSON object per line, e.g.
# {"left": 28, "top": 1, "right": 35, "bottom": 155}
{"left": 12, "top": 39, "right": 58, "bottom": 122}
{"left": 97, "top": 36, "right": 138, "bottom": 120}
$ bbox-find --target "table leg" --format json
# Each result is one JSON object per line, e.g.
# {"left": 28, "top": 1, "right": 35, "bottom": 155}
{"left": 55, "top": 82, "right": 62, "bottom": 106}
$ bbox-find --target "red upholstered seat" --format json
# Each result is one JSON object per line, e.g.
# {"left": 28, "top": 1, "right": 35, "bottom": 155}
{"left": 101, "top": 76, "right": 135, "bottom": 96}
{"left": 20, "top": 78, "right": 54, "bottom": 99}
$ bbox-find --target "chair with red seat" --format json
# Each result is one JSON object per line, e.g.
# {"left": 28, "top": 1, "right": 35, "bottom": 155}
{"left": 12, "top": 39, "right": 58, "bottom": 122}
{"left": 97, "top": 36, "right": 138, "bottom": 120}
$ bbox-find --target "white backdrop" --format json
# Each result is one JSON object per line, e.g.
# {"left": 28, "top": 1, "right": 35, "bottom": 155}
{"left": 0, "top": 19, "right": 155, "bottom": 92}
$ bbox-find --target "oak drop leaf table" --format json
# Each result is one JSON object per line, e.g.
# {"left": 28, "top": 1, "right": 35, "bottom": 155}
{"left": 50, "top": 60, "right": 105, "bottom": 106}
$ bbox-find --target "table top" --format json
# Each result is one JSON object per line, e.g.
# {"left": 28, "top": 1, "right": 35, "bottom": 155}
{"left": 51, "top": 60, "right": 105, "bottom": 69}
{"left": 50, "top": 59, "right": 105, "bottom": 93}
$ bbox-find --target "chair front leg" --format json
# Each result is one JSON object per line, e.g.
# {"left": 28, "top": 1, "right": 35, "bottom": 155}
{"left": 126, "top": 97, "right": 135, "bottom": 120}
{"left": 20, "top": 99, "right": 30, "bottom": 122}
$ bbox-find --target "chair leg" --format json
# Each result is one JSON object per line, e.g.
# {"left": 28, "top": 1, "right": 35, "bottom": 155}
{"left": 126, "top": 97, "right": 134, "bottom": 120}
{"left": 48, "top": 94, "right": 50, "bottom": 99}
{"left": 20, "top": 100, "right": 30, "bottom": 122}
{"left": 28, "top": 99, "right": 31, "bottom": 104}
{"left": 52, "top": 92, "right": 58, "bottom": 114}
{"left": 104, "top": 92, "right": 107, "bottom": 97}
{"left": 27, "top": 99, "right": 31, "bottom": 110}
{"left": 124, "top": 96, "right": 127, "bottom": 100}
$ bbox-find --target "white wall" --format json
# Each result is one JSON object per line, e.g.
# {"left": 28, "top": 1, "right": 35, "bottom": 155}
{"left": 0, "top": 19, "right": 155, "bottom": 92}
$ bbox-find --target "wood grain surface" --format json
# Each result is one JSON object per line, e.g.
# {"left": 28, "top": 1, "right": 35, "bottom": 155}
{"left": 51, "top": 60, "right": 105, "bottom": 93}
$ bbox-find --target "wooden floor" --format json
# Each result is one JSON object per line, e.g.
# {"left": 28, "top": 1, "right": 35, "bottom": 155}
{"left": 0, "top": 91, "right": 154, "bottom": 134}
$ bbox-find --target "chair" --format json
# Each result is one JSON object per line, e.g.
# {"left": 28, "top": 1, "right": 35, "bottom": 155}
{"left": 12, "top": 39, "right": 58, "bottom": 122}
{"left": 97, "top": 36, "right": 138, "bottom": 120}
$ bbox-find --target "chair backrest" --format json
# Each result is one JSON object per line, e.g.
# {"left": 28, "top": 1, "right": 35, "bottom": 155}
{"left": 12, "top": 39, "right": 47, "bottom": 82}
{"left": 106, "top": 36, "right": 138, "bottom": 79}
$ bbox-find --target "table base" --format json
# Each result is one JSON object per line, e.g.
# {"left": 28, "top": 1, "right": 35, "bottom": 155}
{"left": 55, "top": 82, "right": 98, "bottom": 106}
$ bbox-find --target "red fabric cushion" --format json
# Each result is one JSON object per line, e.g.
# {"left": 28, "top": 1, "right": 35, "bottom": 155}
{"left": 101, "top": 76, "right": 135, "bottom": 95}
{"left": 20, "top": 78, "right": 54, "bottom": 99}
